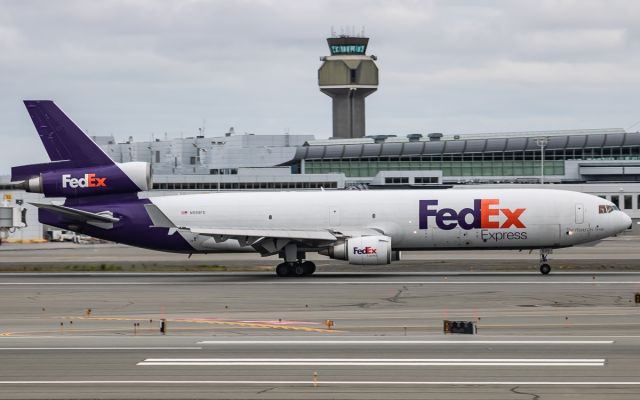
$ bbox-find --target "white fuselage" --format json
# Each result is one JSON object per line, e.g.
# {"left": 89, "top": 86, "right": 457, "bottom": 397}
{"left": 148, "top": 188, "right": 631, "bottom": 253}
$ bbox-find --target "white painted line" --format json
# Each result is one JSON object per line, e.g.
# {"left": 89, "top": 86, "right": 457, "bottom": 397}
{"left": 7, "top": 282, "right": 224, "bottom": 286}
{"left": 3, "top": 271, "right": 640, "bottom": 276}
{"left": 2, "top": 380, "right": 639, "bottom": 385}
{"left": 138, "top": 358, "right": 605, "bottom": 367}
{"left": 197, "top": 340, "right": 614, "bottom": 345}
{"left": 138, "top": 361, "right": 603, "bottom": 367}
{"left": 252, "top": 281, "right": 640, "bottom": 285}
{"left": 0, "top": 281, "right": 638, "bottom": 285}
{"left": 142, "top": 358, "right": 605, "bottom": 362}
{"left": 0, "top": 347, "right": 203, "bottom": 350}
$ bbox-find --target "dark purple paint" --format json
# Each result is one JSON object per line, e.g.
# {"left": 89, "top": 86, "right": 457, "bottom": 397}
{"left": 41, "top": 164, "right": 141, "bottom": 198}
{"left": 14, "top": 100, "right": 141, "bottom": 198}
{"left": 12, "top": 160, "right": 74, "bottom": 182}
{"left": 23, "top": 100, "right": 112, "bottom": 165}
{"left": 17, "top": 100, "right": 193, "bottom": 253}
{"left": 419, "top": 199, "right": 481, "bottom": 231}
{"left": 41, "top": 195, "right": 193, "bottom": 253}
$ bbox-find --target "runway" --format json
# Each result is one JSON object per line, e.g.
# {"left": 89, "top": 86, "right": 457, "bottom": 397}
{"left": 3, "top": 236, "right": 640, "bottom": 273}
{"left": 0, "top": 272, "right": 640, "bottom": 398}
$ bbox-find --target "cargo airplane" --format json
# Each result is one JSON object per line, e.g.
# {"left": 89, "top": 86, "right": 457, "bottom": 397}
{"left": 11, "top": 101, "right": 632, "bottom": 276}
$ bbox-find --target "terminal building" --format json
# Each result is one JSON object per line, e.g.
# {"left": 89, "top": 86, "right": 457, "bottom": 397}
{"left": 91, "top": 127, "right": 640, "bottom": 189}
{"left": 2, "top": 34, "right": 640, "bottom": 239}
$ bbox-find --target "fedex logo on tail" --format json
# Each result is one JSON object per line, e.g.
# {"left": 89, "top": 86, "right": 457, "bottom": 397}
{"left": 419, "top": 199, "right": 525, "bottom": 231}
{"left": 61, "top": 173, "right": 107, "bottom": 189}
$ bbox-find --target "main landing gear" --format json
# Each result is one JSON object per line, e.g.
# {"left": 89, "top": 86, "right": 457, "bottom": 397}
{"left": 275, "top": 243, "right": 316, "bottom": 277}
{"left": 275, "top": 261, "right": 316, "bottom": 277}
{"left": 539, "top": 248, "right": 552, "bottom": 275}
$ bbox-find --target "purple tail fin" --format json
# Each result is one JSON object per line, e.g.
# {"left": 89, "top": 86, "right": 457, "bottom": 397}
{"left": 23, "top": 100, "right": 114, "bottom": 167}
{"left": 12, "top": 101, "right": 151, "bottom": 199}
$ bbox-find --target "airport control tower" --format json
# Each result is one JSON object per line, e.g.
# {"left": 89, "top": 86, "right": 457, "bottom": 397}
{"left": 318, "top": 34, "right": 378, "bottom": 139}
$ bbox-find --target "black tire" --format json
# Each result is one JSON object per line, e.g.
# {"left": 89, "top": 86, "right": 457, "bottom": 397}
{"left": 540, "top": 263, "right": 551, "bottom": 275}
{"left": 302, "top": 261, "right": 316, "bottom": 275}
{"left": 276, "top": 263, "right": 291, "bottom": 277}
{"left": 293, "top": 263, "right": 305, "bottom": 276}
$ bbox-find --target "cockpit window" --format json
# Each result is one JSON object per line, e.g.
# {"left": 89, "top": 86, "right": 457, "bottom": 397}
{"left": 599, "top": 204, "right": 616, "bottom": 214}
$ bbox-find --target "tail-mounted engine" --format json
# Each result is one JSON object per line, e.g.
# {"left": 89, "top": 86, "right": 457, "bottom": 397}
{"left": 14, "top": 162, "right": 151, "bottom": 198}
{"left": 320, "top": 235, "right": 400, "bottom": 265}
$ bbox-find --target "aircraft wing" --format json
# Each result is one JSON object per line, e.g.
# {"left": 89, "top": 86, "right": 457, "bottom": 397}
{"left": 144, "top": 203, "right": 339, "bottom": 255}
{"left": 29, "top": 202, "right": 119, "bottom": 229}
{"left": 188, "top": 227, "right": 337, "bottom": 241}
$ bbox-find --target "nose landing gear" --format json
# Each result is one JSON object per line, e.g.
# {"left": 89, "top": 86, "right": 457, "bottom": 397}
{"left": 539, "top": 248, "right": 552, "bottom": 275}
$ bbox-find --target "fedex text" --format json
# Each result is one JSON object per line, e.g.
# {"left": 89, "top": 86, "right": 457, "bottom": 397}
{"left": 353, "top": 246, "right": 377, "bottom": 255}
{"left": 419, "top": 199, "right": 526, "bottom": 231}
{"left": 61, "top": 173, "right": 107, "bottom": 189}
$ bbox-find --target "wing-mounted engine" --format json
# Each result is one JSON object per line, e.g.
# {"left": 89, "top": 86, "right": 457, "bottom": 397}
{"left": 319, "top": 235, "right": 400, "bottom": 265}
{"left": 15, "top": 162, "right": 151, "bottom": 198}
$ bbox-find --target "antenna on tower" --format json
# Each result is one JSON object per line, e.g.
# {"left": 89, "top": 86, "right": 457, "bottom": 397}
{"left": 198, "top": 119, "right": 206, "bottom": 137}
{"left": 331, "top": 25, "right": 335, "bottom": 37}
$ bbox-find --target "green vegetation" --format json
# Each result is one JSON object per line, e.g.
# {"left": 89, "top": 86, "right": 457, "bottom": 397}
{"left": 0, "top": 264, "right": 274, "bottom": 273}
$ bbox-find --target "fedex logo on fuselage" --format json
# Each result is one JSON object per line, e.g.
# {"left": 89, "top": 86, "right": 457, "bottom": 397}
{"left": 61, "top": 174, "right": 107, "bottom": 189}
{"left": 419, "top": 199, "right": 525, "bottom": 231}
{"left": 353, "top": 246, "right": 377, "bottom": 255}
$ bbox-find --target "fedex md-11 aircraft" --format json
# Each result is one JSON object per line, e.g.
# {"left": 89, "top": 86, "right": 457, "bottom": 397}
{"left": 11, "top": 101, "right": 632, "bottom": 276}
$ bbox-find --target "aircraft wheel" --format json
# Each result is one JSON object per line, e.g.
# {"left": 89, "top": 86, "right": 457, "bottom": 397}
{"left": 301, "top": 261, "right": 316, "bottom": 275}
{"left": 293, "top": 262, "right": 306, "bottom": 277}
{"left": 540, "top": 263, "right": 551, "bottom": 275}
{"left": 276, "top": 263, "right": 291, "bottom": 277}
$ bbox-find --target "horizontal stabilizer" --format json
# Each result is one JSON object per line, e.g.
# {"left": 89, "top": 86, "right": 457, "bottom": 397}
{"left": 11, "top": 160, "right": 74, "bottom": 181}
{"left": 29, "top": 202, "right": 119, "bottom": 229}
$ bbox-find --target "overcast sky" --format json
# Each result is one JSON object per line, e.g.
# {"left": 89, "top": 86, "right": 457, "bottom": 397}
{"left": 1, "top": 0, "right": 640, "bottom": 172}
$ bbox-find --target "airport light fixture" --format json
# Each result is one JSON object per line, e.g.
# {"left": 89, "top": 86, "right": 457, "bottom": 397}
{"left": 535, "top": 137, "right": 549, "bottom": 184}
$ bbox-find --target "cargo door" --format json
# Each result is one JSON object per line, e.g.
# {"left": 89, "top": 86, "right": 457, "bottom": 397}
{"left": 575, "top": 203, "right": 584, "bottom": 224}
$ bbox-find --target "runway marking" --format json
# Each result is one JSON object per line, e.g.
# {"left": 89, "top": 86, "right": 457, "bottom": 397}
{"left": 3, "top": 271, "right": 640, "bottom": 276}
{"left": 0, "top": 314, "right": 336, "bottom": 336}
{"left": 198, "top": 340, "right": 614, "bottom": 345}
{"left": 77, "top": 316, "right": 336, "bottom": 333}
{"left": 143, "top": 358, "right": 605, "bottom": 362}
{"left": 138, "top": 358, "right": 605, "bottom": 367}
{"left": 0, "top": 347, "right": 203, "bottom": 350}
{"left": 2, "top": 380, "right": 640, "bottom": 385}
{"left": 0, "top": 328, "right": 148, "bottom": 337}
{"left": 139, "top": 362, "right": 603, "bottom": 366}
{"left": 0, "top": 280, "right": 639, "bottom": 285}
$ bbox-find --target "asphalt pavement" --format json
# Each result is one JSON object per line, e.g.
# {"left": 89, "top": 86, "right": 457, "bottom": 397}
{"left": 0, "top": 271, "right": 639, "bottom": 398}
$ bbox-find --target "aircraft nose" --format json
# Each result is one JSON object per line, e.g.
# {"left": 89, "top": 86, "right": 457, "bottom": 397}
{"left": 618, "top": 212, "right": 632, "bottom": 232}
{"left": 624, "top": 212, "right": 632, "bottom": 230}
